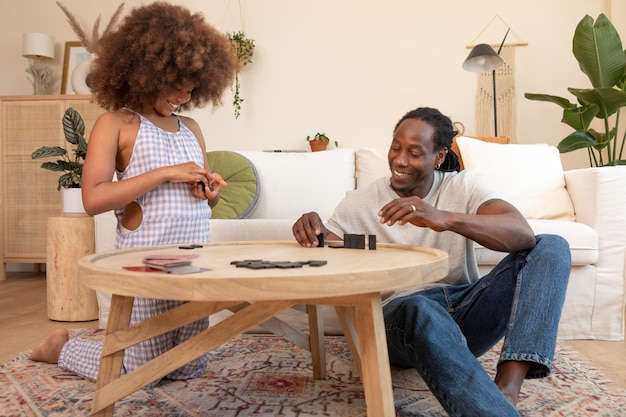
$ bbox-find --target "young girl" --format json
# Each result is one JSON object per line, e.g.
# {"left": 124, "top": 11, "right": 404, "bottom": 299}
{"left": 30, "top": 2, "right": 237, "bottom": 385}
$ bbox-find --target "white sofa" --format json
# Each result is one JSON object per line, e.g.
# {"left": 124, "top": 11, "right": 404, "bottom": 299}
{"left": 94, "top": 140, "right": 626, "bottom": 341}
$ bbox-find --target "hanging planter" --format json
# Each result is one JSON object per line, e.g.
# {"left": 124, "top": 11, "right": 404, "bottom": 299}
{"left": 227, "top": 31, "right": 255, "bottom": 118}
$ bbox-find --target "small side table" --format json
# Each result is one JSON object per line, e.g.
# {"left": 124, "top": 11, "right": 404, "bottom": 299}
{"left": 47, "top": 216, "right": 98, "bottom": 321}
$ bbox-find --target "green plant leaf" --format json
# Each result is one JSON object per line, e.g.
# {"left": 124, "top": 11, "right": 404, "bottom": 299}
{"left": 32, "top": 146, "right": 67, "bottom": 159}
{"left": 62, "top": 107, "right": 86, "bottom": 145}
{"left": 573, "top": 14, "right": 625, "bottom": 88}
{"left": 588, "top": 127, "right": 611, "bottom": 151}
{"left": 561, "top": 104, "right": 599, "bottom": 130}
{"left": 58, "top": 173, "right": 78, "bottom": 190}
{"left": 75, "top": 135, "right": 88, "bottom": 159}
{"left": 557, "top": 131, "right": 597, "bottom": 153}
{"left": 524, "top": 93, "right": 576, "bottom": 109}
{"left": 40, "top": 161, "right": 65, "bottom": 172}
{"left": 315, "top": 133, "right": 330, "bottom": 142}
{"left": 569, "top": 87, "right": 626, "bottom": 118}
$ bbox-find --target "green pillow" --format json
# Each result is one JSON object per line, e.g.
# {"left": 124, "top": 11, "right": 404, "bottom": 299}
{"left": 206, "top": 151, "right": 260, "bottom": 219}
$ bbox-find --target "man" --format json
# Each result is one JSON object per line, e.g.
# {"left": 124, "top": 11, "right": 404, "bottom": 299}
{"left": 292, "top": 107, "right": 570, "bottom": 416}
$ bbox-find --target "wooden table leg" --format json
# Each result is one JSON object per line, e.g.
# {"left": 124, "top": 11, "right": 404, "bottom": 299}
{"left": 90, "top": 300, "right": 294, "bottom": 415}
{"left": 353, "top": 293, "right": 396, "bottom": 417}
{"left": 306, "top": 304, "right": 327, "bottom": 379}
{"left": 335, "top": 305, "right": 362, "bottom": 374}
{"left": 91, "top": 294, "right": 134, "bottom": 417}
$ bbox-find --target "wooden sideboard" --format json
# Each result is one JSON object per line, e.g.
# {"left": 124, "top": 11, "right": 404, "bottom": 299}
{"left": 0, "top": 95, "right": 105, "bottom": 280}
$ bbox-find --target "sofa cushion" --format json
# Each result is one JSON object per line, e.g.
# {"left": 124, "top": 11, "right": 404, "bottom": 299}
{"left": 474, "top": 219, "right": 598, "bottom": 266}
{"left": 355, "top": 148, "right": 389, "bottom": 189}
{"left": 237, "top": 149, "right": 356, "bottom": 221}
{"left": 206, "top": 151, "right": 259, "bottom": 219}
{"left": 210, "top": 218, "right": 295, "bottom": 242}
{"left": 455, "top": 136, "right": 576, "bottom": 221}
{"left": 451, "top": 135, "right": 510, "bottom": 170}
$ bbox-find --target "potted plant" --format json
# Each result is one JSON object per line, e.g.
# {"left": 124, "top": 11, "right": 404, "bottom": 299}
{"left": 306, "top": 132, "right": 339, "bottom": 152}
{"left": 227, "top": 31, "right": 255, "bottom": 118}
{"left": 525, "top": 14, "right": 626, "bottom": 167}
{"left": 32, "top": 107, "right": 88, "bottom": 214}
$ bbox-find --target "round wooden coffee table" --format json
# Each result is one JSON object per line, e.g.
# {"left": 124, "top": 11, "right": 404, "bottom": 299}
{"left": 78, "top": 240, "right": 448, "bottom": 417}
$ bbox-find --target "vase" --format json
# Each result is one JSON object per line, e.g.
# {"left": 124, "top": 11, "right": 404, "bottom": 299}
{"left": 71, "top": 54, "right": 95, "bottom": 94}
{"left": 308, "top": 140, "right": 328, "bottom": 152}
{"left": 62, "top": 188, "right": 88, "bottom": 217}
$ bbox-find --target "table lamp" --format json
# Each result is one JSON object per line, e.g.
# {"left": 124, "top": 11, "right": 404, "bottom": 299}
{"left": 22, "top": 32, "right": 55, "bottom": 95}
{"left": 462, "top": 29, "right": 509, "bottom": 136}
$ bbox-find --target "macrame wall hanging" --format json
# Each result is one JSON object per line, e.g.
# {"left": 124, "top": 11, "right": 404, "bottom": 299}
{"left": 475, "top": 44, "right": 517, "bottom": 139}
{"left": 466, "top": 16, "right": 527, "bottom": 141}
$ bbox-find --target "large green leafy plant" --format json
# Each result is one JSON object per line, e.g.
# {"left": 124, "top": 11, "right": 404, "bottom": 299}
{"left": 32, "top": 107, "right": 88, "bottom": 190}
{"left": 525, "top": 14, "right": 626, "bottom": 166}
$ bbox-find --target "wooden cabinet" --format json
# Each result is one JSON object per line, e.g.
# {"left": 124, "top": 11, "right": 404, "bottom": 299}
{"left": 0, "top": 95, "right": 105, "bottom": 280}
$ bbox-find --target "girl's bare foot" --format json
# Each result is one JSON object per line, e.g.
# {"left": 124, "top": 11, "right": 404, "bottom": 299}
{"left": 29, "top": 329, "right": 69, "bottom": 364}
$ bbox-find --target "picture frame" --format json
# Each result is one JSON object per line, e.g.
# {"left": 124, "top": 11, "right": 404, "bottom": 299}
{"left": 61, "top": 41, "right": 90, "bottom": 94}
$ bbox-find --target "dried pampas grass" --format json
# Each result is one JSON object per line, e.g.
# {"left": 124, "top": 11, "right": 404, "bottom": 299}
{"left": 56, "top": 1, "right": 125, "bottom": 54}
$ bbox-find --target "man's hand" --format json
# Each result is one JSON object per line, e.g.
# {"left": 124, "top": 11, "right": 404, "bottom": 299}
{"left": 379, "top": 197, "right": 447, "bottom": 231}
{"left": 292, "top": 212, "right": 326, "bottom": 247}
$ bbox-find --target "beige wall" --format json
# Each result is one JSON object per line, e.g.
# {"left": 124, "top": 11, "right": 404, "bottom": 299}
{"left": 2, "top": 0, "right": 619, "bottom": 170}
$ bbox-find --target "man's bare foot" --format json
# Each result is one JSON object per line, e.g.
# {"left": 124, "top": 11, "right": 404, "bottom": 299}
{"left": 29, "top": 329, "right": 69, "bottom": 364}
{"left": 494, "top": 360, "right": 532, "bottom": 407}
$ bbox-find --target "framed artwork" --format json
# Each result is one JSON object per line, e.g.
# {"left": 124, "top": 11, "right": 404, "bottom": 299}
{"left": 61, "top": 41, "right": 90, "bottom": 94}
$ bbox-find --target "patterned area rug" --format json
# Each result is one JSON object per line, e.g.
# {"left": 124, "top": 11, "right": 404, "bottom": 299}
{"left": 1, "top": 330, "right": 626, "bottom": 416}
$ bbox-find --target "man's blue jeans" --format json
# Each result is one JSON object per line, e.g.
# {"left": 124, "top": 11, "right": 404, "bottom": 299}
{"left": 383, "top": 234, "right": 570, "bottom": 417}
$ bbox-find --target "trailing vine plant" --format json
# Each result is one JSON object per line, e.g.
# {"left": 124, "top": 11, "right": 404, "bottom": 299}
{"left": 227, "top": 31, "right": 255, "bottom": 118}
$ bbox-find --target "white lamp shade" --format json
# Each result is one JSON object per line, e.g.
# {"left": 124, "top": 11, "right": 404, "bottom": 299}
{"left": 22, "top": 32, "right": 55, "bottom": 60}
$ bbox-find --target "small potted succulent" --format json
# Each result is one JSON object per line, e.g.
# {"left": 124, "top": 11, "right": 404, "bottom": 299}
{"left": 32, "top": 107, "right": 88, "bottom": 215}
{"left": 306, "top": 132, "right": 339, "bottom": 152}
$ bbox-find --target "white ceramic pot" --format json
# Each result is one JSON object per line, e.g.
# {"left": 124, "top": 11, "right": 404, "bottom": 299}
{"left": 62, "top": 188, "right": 87, "bottom": 217}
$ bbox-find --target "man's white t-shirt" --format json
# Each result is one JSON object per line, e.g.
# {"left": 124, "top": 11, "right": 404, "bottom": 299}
{"left": 325, "top": 170, "right": 497, "bottom": 303}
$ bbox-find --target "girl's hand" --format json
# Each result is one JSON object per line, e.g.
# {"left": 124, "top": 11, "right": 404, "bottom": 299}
{"left": 191, "top": 172, "right": 227, "bottom": 204}
{"left": 167, "top": 161, "right": 211, "bottom": 184}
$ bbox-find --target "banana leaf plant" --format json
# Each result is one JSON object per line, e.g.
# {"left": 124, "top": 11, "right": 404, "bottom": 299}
{"left": 525, "top": 14, "right": 626, "bottom": 166}
{"left": 31, "top": 107, "right": 88, "bottom": 190}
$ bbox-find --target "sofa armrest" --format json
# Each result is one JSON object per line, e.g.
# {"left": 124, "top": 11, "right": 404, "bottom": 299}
{"left": 564, "top": 167, "right": 626, "bottom": 235}
{"left": 564, "top": 167, "right": 626, "bottom": 340}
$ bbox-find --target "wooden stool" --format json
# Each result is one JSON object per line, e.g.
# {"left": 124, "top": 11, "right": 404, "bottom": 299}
{"left": 47, "top": 216, "right": 98, "bottom": 321}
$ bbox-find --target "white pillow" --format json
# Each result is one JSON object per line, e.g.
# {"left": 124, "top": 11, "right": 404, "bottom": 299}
{"left": 455, "top": 136, "right": 575, "bottom": 221}
{"left": 355, "top": 148, "right": 389, "bottom": 189}
{"left": 238, "top": 149, "right": 356, "bottom": 220}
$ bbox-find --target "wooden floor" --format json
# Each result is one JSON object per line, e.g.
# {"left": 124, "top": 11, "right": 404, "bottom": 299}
{"left": 1, "top": 271, "right": 626, "bottom": 391}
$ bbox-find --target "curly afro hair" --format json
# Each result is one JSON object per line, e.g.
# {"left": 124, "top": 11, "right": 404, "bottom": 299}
{"left": 89, "top": 2, "right": 237, "bottom": 112}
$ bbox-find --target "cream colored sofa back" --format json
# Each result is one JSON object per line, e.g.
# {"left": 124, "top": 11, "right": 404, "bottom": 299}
{"left": 94, "top": 145, "right": 625, "bottom": 341}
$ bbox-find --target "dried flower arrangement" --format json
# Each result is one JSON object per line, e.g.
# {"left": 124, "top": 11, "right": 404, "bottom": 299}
{"left": 56, "top": 1, "right": 125, "bottom": 54}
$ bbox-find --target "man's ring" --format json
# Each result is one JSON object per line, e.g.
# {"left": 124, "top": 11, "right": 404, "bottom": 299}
{"left": 411, "top": 204, "right": 416, "bottom": 212}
